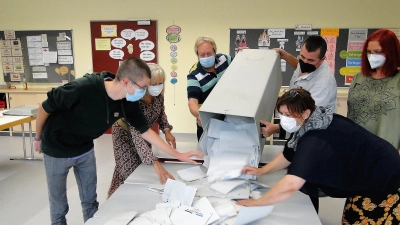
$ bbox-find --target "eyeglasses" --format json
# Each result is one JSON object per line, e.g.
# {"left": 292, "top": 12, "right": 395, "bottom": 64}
{"left": 130, "top": 80, "right": 147, "bottom": 91}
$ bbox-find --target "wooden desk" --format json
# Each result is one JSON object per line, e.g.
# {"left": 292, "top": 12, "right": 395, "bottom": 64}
{"left": 0, "top": 113, "right": 40, "bottom": 160}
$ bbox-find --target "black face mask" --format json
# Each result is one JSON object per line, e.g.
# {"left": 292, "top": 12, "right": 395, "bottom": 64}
{"left": 299, "top": 59, "right": 317, "bottom": 73}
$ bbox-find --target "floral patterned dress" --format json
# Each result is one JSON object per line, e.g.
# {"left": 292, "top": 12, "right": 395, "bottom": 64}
{"left": 343, "top": 71, "right": 400, "bottom": 224}
{"left": 108, "top": 95, "right": 172, "bottom": 197}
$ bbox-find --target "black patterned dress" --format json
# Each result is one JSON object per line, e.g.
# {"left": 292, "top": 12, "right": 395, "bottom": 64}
{"left": 108, "top": 95, "right": 172, "bottom": 197}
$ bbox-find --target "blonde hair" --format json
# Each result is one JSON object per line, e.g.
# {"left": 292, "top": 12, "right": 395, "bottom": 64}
{"left": 194, "top": 36, "right": 217, "bottom": 55}
{"left": 142, "top": 63, "right": 166, "bottom": 102}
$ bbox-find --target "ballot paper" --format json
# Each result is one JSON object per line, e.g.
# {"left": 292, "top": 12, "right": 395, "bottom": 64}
{"left": 139, "top": 208, "right": 172, "bottom": 224}
{"left": 104, "top": 211, "right": 137, "bottom": 225}
{"left": 193, "top": 197, "right": 220, "bottom": 225}
{"left": 162, "top": 179, "right": 197, "bottom": 206}
{"left": 207, "top": 118, "right": 235, "bottom": 138}
{"left": 234, "top": 205, "right": 275, "bottom": 225}
{"left": 177, "top": 166, "right": 207, "bottom": 182}
{"left": 156, "top": 200, "right": 181, "bottom": 209}
{"left": 129, "top": 216, "right": 153, "bottom": 225}
{"left": 210, "top": 180, "right": 247, "bottom": 195}
{"left": 170, "top": 205, "right": 213, "bottom": 225}
{"left": 207, "top": 152, "right": 251, "bottom": 183}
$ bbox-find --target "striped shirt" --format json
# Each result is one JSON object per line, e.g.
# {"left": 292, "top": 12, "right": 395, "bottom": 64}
{"left": 187, "top": 54, "right": 233, "bottom": 104}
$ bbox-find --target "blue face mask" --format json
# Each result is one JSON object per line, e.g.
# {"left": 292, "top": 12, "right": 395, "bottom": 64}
{"left": 199, "top": 55, "right": 215, "bottom": 68}
{"left": 125, "top": 82, "right": 146, "bottom": 102}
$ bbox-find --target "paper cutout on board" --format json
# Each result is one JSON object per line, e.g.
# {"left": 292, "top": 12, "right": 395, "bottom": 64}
{"left": 109, "top": 49, "right": 124, "bottom": 60}
{"left": 111, "top": 38, "right": 126, "bottom": 49}
{"left": 139, "top": 40, "right": 154, "bottom": 52}
{"left": 4, "top": 30, "right": 16, "bottom": 39}
{"left": 139, "top": 51, "right": 155, "bottom": 61}
{"left": 170, "top": 58, "right": 177, "bottom": 64}
{"left": 170, "top": 78, "right": 177, "bottom": 84}
{"left": 121, "top": 29, "right": 135, "bottom": 40}
{"left": 101, "top": 25, "right": 117, "bottom": 37}
{"left": 170, "top": 51, "right": 177, "bottom": 57}
{"left": 127, "top": 44, "right": 134, "bottom": 54}
{"left": 135, "top": 29, "right": 149, "bottom": 40}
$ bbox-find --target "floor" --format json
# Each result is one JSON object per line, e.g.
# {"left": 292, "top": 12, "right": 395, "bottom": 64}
{"left": 0, "top": 134, "right": 345, "bottom": 225}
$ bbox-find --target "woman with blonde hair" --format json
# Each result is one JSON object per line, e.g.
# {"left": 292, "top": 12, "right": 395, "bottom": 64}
{"left": 108, "top": 63, "right": 176, "bottom": 197}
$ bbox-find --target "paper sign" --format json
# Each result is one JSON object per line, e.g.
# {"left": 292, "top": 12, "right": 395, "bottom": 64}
{"left": 140, "top": 51, "right": 155, "bottom": 61}
{"left": 27, "top": 35, "right": 42, "bottom": 42}
{"left": 101, "top": 25, "right": 117, "bottom": 37}
{"left": 4, "top": 31, "right": 15, "bottom": 39}
{"left": 57, "top": 42, "right": 72, "bottom": 50}
{"left": 135, "top": 29, "right": 149, "bottom": 40}
{"left": 111, "top": 38, "right": 126, "bottom": 49}
{"left": 58, "top": 56, "right": 74, "bottom": 64}
{"left": 321, "top": 28, "right": 339, "bottom": 36}
{"left": 95, "top": 38, "right": 111, "bottom": 50}
{"left": 121, "top": 29, "right": 135, "bottom": 40}
{"left": 33, "top": 72, "right": 48, "bottom": 79}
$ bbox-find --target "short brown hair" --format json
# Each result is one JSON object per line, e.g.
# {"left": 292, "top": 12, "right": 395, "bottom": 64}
{"left": 276, "top": 88, "right": 316, "bottom": 118}
{"left": 115, "top": 57, "right": 151, "bottom": 82}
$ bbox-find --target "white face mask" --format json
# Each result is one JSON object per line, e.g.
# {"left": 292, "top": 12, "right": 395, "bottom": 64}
{"left": 280, "top": 115, "right": 302, "bottom": 133}
{"left": 148, "top": 84, "right": 164, "bottom": 96}
{"left": 367, "top": 54, "right": 386, "bottom": 69}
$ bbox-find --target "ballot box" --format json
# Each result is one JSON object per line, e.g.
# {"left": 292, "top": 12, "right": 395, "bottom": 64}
{"left": 198, "top": 49, "right": 282, "bottom": 179}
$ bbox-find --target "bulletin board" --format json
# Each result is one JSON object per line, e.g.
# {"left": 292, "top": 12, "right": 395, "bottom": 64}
{"left": 228, "top": 28, "right": 397, "bottom": 87}
{"left": 1, "top": 30, "right": 75, "bottom": 83}
{"left": 90, "top": 20, "right": 158, "bottom": 74}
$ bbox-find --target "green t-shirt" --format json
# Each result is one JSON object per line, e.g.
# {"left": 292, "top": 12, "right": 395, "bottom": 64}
{"left": 348, "top": 71, "right": 400, "bottom": 149}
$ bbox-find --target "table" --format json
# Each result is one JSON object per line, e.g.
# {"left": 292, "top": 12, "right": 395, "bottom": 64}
{"left": 0, "top": 112, "right": 40, "bottom": 160}
{"left": 89, "top": 162, "right": 321, "bottom": 225}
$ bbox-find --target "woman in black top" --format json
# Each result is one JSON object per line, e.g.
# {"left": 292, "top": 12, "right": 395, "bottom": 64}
{"left": 237, "top": 88, "right": 400, "bottom": 224}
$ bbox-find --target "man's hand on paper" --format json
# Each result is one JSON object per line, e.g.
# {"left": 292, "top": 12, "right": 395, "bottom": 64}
{"left": 260, "top": 120, "right": 279, "bottom": 137}
{"left": 164, "top": 130, "right": 176, "bottom": 149}
{"left": 153, "top": 160, "right": 174, "bottom": 184}
{"left": 242, "top": 165, "right": 266, "bottom": 176}
{"left": 177, "top": 151, "right": 204, "bottom": 164}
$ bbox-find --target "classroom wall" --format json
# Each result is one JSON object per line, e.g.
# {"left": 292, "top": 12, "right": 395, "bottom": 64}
{"left": 1, "top": 0, "right": 399, "bottom": 133}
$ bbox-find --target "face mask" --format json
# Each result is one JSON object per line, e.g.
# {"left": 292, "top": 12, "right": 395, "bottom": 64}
{"left": 280, "top": 115, "right": 302, "bottom": 133}
{"left": 299, "top": 59, "right": 317, "bottom": 73}
{"left": 199, "top": 55, "right": 215, "bottom": 68}
{"left": 148, "top": 84, "right": 164, "bottom": 96}
{"left": 367, "top": 54, "right": 386, "bottom": 69}
{"left": 125, "top": 85, "right": 146, "bottom": 102}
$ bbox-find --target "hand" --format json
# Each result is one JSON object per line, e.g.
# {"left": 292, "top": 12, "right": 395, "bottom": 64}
{"left": 164, "top": 130, "right": 176, "bottom": 149}
{"left": 242, "top": 166, "right": 266, "bottom": 176}
{"left": 260, "top": 120, "right": 280, "bottom": 137}
{"left": 33, "top": 140, "right": 42, "bottom": 153}
{"left": 273, "top": 48, "right": 290, "bottom": 60}
{"left": 196, "top": 117, "right": 202, "bottom": 127}
{"left": 153, "top": 161, "right": 174, "bottom": 184}
{"left": 236, "top": 198, "right": 265, "bottom": 207}
{"left": 176, "top": 151, "right": 204, "bottom": 164}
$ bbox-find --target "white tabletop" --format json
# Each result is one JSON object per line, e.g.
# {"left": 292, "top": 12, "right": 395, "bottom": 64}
{"left": 95, "top": 163, "right": 321, "bottom": 225}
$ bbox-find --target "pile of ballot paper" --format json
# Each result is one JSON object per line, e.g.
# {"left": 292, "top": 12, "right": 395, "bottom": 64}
{"left": 200, "top": 116, "right": 262, "bottom": 182}
{"left": 118, "top": 165, "right": 274, "bottom": 225}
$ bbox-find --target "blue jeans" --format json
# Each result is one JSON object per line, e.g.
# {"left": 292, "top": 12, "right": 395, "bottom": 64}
{"left": 43, "top": 151, "right": 99, "bottom": 225}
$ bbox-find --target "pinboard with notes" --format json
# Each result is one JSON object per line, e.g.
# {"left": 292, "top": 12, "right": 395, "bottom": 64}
{"left": 0, "top": 29, "right": 75, "bottom": 83}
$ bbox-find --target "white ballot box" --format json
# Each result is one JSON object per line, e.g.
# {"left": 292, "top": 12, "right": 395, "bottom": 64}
{"left": 199, "top": 49, "right": 282, "bottom": 178}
